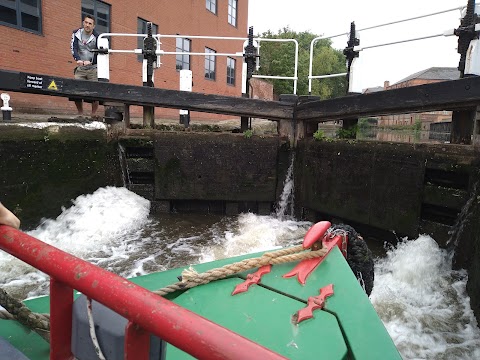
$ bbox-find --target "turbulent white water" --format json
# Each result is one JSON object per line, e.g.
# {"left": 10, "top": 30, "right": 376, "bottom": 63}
{"left": 371, "top": 236, "right": 480, "bottom": 359}
{"left": 1, "top": 186, "right": 480, "bottom": 359}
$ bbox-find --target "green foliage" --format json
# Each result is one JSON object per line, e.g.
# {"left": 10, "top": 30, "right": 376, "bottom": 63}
{"left": 243, "top": 129, "right": 253, "bottom": 138}
{"left": 337, "top": 125, "right": 358, "bottom": 139}
{"left": 358, "top": 117, "right": 378, "bottom": 129}
{"left": 313, "top": 129, "right": 326, "bottom": 141}
{"left": 256, "top": 27, "right": 347, "bottom": 98}
{"left": 413, "top": 120, "right": 422, "bottom": 131}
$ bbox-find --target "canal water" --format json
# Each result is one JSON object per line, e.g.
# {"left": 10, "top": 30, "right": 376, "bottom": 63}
{"left": 318, "top": 124, "right": 451, "bottom": 145}
{"left": 1, "top": 186, "right": 479, "bottom": 359}
{"left": 357, "top": 128, "right": 451, "bottom": 144}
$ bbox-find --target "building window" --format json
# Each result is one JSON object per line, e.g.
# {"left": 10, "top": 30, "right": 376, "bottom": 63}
{"left": 137, "top": 18, "right": 158, "bottom": 62}
{"left": 81, "top": 0, "right": 110, "bottom": 34}
{"left": 206, "top": 0, "right": 216, "bottom": 14}
{"left": 227, "top": 57, "right": 236, "bottom": 85}
{"left": 0, "top": 0, "right": 42, "bottom": 33}
{"left": 228, "top": 0, "right": 237, "bottom": 27}
{"left": 205, "top": 47, "right": 216, "bottom": 80}
{"left": 176, "top": 37, "right": 191, "bottom": 71}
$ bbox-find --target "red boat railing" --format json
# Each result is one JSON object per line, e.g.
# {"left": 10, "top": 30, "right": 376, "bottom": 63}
{"left": 0, "top": 225, "right": 287, "bottom": 360}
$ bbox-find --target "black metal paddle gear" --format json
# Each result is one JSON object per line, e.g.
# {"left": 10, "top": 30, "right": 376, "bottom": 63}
{"left": 244, "top": 26, "right": 258, "bottom": 88}
{"left": 143, "top": 22, "right": 156, "bottom": 87}
{"left": 455, "top": 0, "right": 479, "bottom": 76}
{"left": 343, "top": 21, "right": 360, "bottom": 91}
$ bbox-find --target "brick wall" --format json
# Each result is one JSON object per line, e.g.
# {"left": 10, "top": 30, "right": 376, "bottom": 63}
{"left": 379, "top": 79, "right": 452, "bottom": 127}
{"left": 1, "top": 0, "right": 249, "bottom": 121}
{"left": 250, "top": 78, "right": 274, "bottom": 101}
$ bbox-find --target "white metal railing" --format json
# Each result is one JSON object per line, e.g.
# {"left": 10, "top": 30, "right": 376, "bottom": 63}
{"left": 94, "top": 4, "right": 475, "bottom": 96}
{"left": 307, "top": 5, "right": 470, "bottom": 94}
{"left": 252, "top": 38, "right": 299, "bottom": 94}
{"left": 97, "top": 33, "right": 299, "bottom": 94}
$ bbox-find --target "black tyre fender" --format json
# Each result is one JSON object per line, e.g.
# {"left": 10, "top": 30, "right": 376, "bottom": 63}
{"left": 331, "top": 224, "right": 375, "bottom": 296}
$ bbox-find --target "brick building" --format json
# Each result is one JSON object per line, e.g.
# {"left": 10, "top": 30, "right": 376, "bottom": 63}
{"left": 0, "top": 0, "right": 251, "bottom": 120}
{"left": 379, "top": 67, "right": 460, "bottom": 129}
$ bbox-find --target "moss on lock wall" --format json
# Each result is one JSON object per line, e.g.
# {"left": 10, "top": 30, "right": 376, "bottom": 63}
{"left": 295, "top": 139, "right": 478, "bottom": 239}
{"left": 295, "top": 139, "right": 425, "bottom": 237}
{"left": 0, "top": 125, "right": 120, "bottom": 229}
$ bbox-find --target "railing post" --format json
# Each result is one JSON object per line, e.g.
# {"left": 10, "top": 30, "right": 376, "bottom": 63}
{"left": 179, "top": 69, "right": 192, "bottom": 130}
{"left": 1, "top": 93, "right": 12, "bottom": 121}
{"left": 50, "top": 278, "right": 74, "bottom": 360}
{"left": 125, "top": 322, "right": 150, "bottom": 359}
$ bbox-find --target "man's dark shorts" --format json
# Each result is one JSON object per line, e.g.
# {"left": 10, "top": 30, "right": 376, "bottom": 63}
{"left": 74, "top": 65, "right": 98, "bottom": 81}
{"left": 70, "top": 65, "right": 99, "bottom": 103}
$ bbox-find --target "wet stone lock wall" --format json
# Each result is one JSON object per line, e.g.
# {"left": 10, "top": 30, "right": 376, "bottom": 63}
{"left": 119, "top": 132, "right": 286, "bottom": 215}
{"left": 0, "top": 125, "right": 120, "bottom": 229}
{"left": 295, "top": 140, "right": 478, "bottom": 243}
{"left": 0, "top": 126, "right": 479, "bottom": 322}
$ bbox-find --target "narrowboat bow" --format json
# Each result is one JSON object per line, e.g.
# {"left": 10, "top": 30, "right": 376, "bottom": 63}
{"left": 0, "top": 221, "right": 401, "bottom": 359}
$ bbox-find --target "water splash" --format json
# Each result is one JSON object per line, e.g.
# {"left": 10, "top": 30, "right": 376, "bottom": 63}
{"left": 0, "top": 187, "right": 150, "bottom": 298}
{"left": 371, "top": 235, "right": 480, "bottom": 360}
{"left": 2, "top": 187, "right": 480, "bottom": 359}
{"left": 199, "top": 212, "right": 311, "bottom": 262}
{"left": 276, "top": 152, "right": 295, "bottom": 219}
{"left": 118, "top": 144, "right": 130, "bottom": 187}
{"left": 447, "top": 179, "right": 479, "bottom": 252}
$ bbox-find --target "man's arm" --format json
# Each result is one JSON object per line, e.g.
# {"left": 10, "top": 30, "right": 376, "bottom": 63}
{"left": 71, "top": 30, "right": 85, "bottom": 66}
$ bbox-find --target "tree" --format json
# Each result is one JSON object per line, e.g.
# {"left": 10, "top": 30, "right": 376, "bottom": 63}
{"left": 255, "top": 27, "right": 347, "bottom": 98}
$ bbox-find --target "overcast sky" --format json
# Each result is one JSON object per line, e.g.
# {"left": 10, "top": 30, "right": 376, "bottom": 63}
{"left": 248, "top": 0, "right": 469, "bottom": 91}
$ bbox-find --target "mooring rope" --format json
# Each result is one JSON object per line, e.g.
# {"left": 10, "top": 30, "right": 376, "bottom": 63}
{"left": 0, "top": 308, "right": 15, "bottom": 320}
{"left": 86, "top": 297, "right": 106, "bottom": 360}
{"left": 152, "top": 244, "right": 327, "bottom": 296}
{"left": 0, "top": 288, "right": 50, "bottom": 343}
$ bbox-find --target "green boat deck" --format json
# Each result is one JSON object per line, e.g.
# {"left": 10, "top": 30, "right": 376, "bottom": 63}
{"left": 0, "top": 247, "right": 401, "bottom": 359}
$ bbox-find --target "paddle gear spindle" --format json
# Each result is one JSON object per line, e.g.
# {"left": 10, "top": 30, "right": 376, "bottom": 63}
{"left": 143, "top": 22, "right": 157, "bottom": 87}
{"left": 343, "top": 21, "right": 360, "bottom": 93}
{"left": 244, "top": 27, "right": 259, "bottom": 85}
{"left": 142, "top": 22, "right": 157, "bottom": 127}
{"left": 241, "top": 26, "right": 259, "bottom": 131}
{"left": 455, "top": 0, "right": 479, "bottom": 76}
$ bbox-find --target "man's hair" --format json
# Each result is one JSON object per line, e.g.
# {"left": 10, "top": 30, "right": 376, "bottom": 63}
{"left": 84, "top": 15, "right": 95, "bottom": 24}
